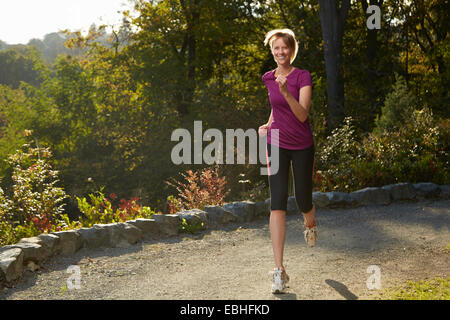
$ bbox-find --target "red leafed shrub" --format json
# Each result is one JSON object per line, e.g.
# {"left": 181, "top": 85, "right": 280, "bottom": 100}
{"left": 31, "top": 214, "right": 62, "bottom": 233}
{"left": 165, "top": 165, "right": 230, "bottom": 214}
{"left": 118, "top": 197, "right": 141, "bottom": 220}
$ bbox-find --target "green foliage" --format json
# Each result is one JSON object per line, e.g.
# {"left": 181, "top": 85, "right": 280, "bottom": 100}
{"left": 314, "top": 107, "right": 449, "bottom": 192}
{"left": 0, "top": 138, "right": 74, "bottom": 246}
{"left": 6, "top": 144, "right": 68, "bottom": 225}
{"left": 76, "top": 187, "right": 157, "bottom": 228}
{"left": 0, "top": 47, "right": 46, "bottom": 88}
{"left": 374, "top": 73, "right": 417, "bottom": 134}
{"left": 76, "top": 191, "right": 120, "bottom": 227}
{"left": 166, "top": 194, "right": 183, "bottom": 215}
{"left": 178, "top": 218, "right": 205, "bottom": 235}
{"left": 0, "top": 85, "right": 37, "bottom": 175}
{"left": 165, "top": 165, "right": 230, "bottom": 214}
{"left": 308, "top": 73, "right": 328, "bottom": 145}
{"left": 238, "top": 178, "right": 269, "bottom": 202}
{"left": 0, "top": 219, "right": 15, "bottom": 246}
{"left": 373, "top": 277, "right": 449, "bottom": 300}
{"left": 315, "top": 117, "right": 361, "bottom": 192}
{"left": 319, "top": 117, "right": 361, "bottom": 168}
{"left": 361, "top": 107, "right": 448, "bottom": 185}
{"left": 0, "top": 139, "right": 159, "bottom": 245}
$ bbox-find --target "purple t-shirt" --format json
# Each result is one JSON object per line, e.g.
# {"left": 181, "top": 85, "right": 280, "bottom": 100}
{"left": 262, "top": 67, "right": 314, "bottom": 150}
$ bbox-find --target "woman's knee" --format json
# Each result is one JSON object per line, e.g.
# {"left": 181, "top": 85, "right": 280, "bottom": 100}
{"left": 294, "top": 187, "right": 311, "bottom": 209}
{"left": 301, "top": 202, "right": 314, "bottom": 215}
{"left": 271, "top": 209, "right": 286, "bottom": 214}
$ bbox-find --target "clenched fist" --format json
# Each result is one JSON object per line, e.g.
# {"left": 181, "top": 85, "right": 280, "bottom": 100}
{"left": 258, "top": 123, "right": 270, "bottom": 137}
{"left": 275, "top": 74, "right": 289, "bottom": 97}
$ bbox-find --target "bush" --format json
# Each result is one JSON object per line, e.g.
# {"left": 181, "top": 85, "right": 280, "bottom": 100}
{"left": 0, "top": 134, "right": 75, "bottom": 246}
{"left": 314, "top": 107, "right": 449, "bottom": 192}
{"left": 178, "top": 218, "right": 205, "bottom": 234}
{"left": 361, "top": 107, "right": 448, "bottom": 185}
{"left": 315, "top": 116, "right": 361, "bottom": 192}
{"left": 0, "top": 132, "right": 162, "bottom": 246}
{"left": 165, "top": 165, "right": 230, "bottom": 213}
{"left": 237, "top": 177, "right": 269, "bottom": 202}
{"left": 374, "top": 72, "right": 417, "bottom": 134}
{"left": 76, "top": 187, "right": 158, "bottom": 227}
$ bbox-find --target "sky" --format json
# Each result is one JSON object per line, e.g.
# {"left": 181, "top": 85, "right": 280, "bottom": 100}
{"left": 0, "top": 0, "right": 136, "bottom": 44}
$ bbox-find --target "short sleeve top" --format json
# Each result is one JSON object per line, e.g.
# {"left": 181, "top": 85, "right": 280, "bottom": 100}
{"left": 262, "top": 67, "right": 314, "bottom": 150}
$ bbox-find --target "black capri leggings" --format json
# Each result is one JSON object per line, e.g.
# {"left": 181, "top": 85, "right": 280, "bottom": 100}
{"left": 266, "top": 142, "right": 315, "bottom": 213}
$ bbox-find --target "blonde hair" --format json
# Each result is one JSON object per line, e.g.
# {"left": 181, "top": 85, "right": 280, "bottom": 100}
{"left": 264, "top": 28, "right": 298, "bottom": 64}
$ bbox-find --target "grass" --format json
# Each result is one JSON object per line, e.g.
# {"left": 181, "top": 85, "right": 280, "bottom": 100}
{"left": 371, "top": 244, "right": 450, "bottom": 300}
{"left": 372, "top": 277, "right": 449, "bottom": 300}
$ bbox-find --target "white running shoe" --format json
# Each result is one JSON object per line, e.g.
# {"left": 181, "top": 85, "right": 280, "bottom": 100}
{"left": 304, "top": 225, "right": 318, "bottom": 247}
{"left": 269, "top": 267, "right": 289, "bottom": 294}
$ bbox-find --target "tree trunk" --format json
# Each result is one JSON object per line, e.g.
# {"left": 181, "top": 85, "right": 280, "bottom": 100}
{"left": 177, "top": 0, "right": 200, "bottom": 117}
{"left": 360, "top": 0, "right": 384, "bottom": 131}
{"left": 318, "top": 0, "right": 351, "bottom": 133}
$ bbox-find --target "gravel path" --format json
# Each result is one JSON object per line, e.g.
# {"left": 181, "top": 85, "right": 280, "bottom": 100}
{"left": 1, "top": 199, "right": 449, "bottom": 300}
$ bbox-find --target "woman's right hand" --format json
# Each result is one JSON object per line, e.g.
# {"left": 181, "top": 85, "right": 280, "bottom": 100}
{"left": 258, "top": 123, "right": 270, "bottom": 137}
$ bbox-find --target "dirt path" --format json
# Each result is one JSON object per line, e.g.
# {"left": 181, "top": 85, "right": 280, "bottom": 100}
{"left": 2, "top": 199, "right": 449, "bottom": 300}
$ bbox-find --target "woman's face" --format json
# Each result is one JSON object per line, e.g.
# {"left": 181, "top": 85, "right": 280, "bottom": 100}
{"left": 271, "top": 37, "right": 292, "bottom": 65}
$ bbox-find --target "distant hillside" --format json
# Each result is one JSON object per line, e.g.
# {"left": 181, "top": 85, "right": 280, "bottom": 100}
{"left": 0, "top": 25, "right": 120, "bottom": 64}
{"left": 0, "top": 25, "right": 126, "bottom": 88}
{"left": 0, "top": 40, "right": 7, "bottom": 50}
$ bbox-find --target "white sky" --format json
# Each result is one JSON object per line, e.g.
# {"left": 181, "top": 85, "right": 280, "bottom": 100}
{"left": 0, "top": 0, "right": 136, "bottom": 44}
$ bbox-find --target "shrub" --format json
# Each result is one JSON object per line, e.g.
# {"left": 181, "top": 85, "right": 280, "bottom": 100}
{"left": 313, "top": 107, "right": 449, "bottom": 192}
{"left": 0, "top": 134, "right": 75, "bottom": 246}
{"left": 178, "top": 218, "right": 205, "bottom": 234}
{"left": 238, "top": 178, "right": 269, "bottom": 202}
{"left": 315, "top": 116, "right": 361, "bottom": 192}
{"left": 76, "top": 187, "right": 157, "bottom": 227}
{"left": 0, "top": 220, "right": 16, "bottom": 246}
{"left": 165, "top": 165, "right": 230, "bottom": 213}
{"left": 361, "top": 107, "right": 448, "bottom": 185}
{"left": 374, "top": 72, "right": 417, "bottom": 134}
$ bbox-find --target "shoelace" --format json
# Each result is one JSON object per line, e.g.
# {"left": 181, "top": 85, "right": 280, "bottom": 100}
{"left": 268, "top": 268, "right": 289, "bottom": 282}
{"left": 304, "top": 227, "right": 318, "bottom": 246}
{"left": 268, "top": 269, "right": 280, "bottom": 278}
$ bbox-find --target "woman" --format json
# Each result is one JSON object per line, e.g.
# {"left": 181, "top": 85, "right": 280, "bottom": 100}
{"left": 258, "top": 28, "right": 317, "bottom": 294}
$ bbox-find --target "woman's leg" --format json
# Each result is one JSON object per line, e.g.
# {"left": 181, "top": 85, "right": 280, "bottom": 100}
{"left": 302, "top": 203, "right": 316, "bottom": 227}
{"left": 291, "top": 144, "right": 316, "bottom": 227}
{"left": 267, "top": 143, "right": 290, "bottom": 269}
{"left": 270, "top": 210, "right": 286, "bottom": 269}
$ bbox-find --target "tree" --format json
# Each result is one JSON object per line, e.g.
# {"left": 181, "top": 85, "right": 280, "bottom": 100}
{"left": 0, "top": 47, "right": 45, "bottom": 88}
{"left": 318, "top": 0, "right": 351, "bottom": 133}
{"left": 0, "top": 40, "right": 7, "bottom": 50}
{"left": 129, "top": 0, "right": 266, "bottom": 119}
{"left": 359, "top": 0, "right": 385, "bottom": 130}
{"left": 403, "top": 0, "right": 449, "bottom": 116}
{"left": 374, "top": 72, "right": 417, "bottom": 133}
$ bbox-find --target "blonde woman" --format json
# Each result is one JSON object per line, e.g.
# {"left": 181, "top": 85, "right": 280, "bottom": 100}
{"left": 259, "top": 29, "right": 317, "bottom": 294}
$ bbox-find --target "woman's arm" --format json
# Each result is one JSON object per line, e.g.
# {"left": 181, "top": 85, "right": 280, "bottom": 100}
{"left": 266, "top": 109, "right": 273, "bottom": 126}
{"left": 258, "top": 110, "right": 273, "bottom": 137}
{"left": 282, "top": 85, "right": 312, "bottom": 123}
